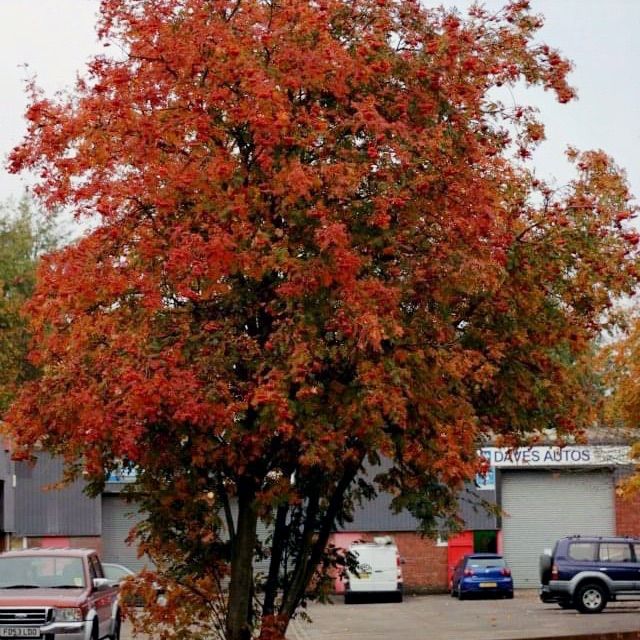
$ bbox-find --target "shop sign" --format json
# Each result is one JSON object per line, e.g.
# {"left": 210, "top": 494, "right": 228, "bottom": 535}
{"left": 106, "top": 468, "right": 138, "bottom": 483}
{"left": 475, "top": 445, "right": 631, "bottom": 491}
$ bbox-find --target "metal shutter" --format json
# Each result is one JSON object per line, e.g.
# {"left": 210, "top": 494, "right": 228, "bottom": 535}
{"left": 501, "top": 469, "right": 614, "bottom": 588}
{"left": 101, "top": 496, "right": 149, "bottom": 572}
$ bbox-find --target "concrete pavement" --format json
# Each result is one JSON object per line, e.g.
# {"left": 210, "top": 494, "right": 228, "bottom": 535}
{"left": 287, "top": 590, "right": 640, "bottom": 640}
{"left": 119, "top": 591, "right": 640, "bottom": 639}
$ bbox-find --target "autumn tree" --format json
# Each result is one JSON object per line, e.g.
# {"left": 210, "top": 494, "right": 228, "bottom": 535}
{"left": 594, "top": 312, "right": 640, "bottom": 494}
{"left": 6, "top": 0, "right": 639, "bottom": 638}
{"left": 0, "top": 196, "right": 60, "bottom": 414}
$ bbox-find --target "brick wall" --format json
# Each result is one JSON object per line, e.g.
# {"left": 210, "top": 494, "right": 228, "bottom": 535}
{"left": 615, "top": 491, "right": 640, "bottom": 537}
{"left": 392, "top": 532, "right": 448, "bottom": 591}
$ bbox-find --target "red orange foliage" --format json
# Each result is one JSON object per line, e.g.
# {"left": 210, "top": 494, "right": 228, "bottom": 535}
{"left": 6, "top": 0, "right": 639, "bottom": 638}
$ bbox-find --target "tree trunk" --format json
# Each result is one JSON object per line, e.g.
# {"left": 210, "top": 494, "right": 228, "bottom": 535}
{"left": 280, "top": 463, "right": 361, "bottom": 619}
{"left": 262, "top": 503, "right": 289, "bottom": 616}
{"left": 226, "top": 483, "right": 258, "bottom": 640}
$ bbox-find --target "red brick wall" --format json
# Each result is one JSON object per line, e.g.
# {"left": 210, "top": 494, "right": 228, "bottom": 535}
{"left": 616, "top": 491, "right": 640, "bottom": 537}
{"left": 391, "top": 532, "right": 448, "bottom": 592}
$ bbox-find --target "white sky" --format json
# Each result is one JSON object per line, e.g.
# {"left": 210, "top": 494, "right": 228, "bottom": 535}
{"left": 0, "top": 0, "right": 639, "bottom": 206}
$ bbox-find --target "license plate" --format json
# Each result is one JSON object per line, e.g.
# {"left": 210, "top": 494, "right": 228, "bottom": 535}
{"left": 479, "top": 582, "right": 497, "bottom": 588}
{"left": 0, "top": 629, "right": 40, "bottom": 638}
{"left": 358, "top": 573, "right": 371, "bottom": 579}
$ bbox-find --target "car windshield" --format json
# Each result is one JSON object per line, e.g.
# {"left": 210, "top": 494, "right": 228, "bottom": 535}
{"left": 0, "top": 556, "right": 85, "bottom": 588}
{"left": 467, "top": 557, "right": 506, "bottom": 569}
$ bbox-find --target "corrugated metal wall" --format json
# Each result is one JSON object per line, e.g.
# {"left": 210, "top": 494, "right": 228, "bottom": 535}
{"left": 343, "top": 482, "right": 497, "bottom": 532}
{"left": 13, "top": 454, "right": 100, "bottom": 536}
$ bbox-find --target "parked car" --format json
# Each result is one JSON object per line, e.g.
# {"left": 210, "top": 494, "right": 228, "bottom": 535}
{"left": 103, "top": 562, "right": 166, "bottom": 607}
{"left": 344, "top": 538, "right": 403, "bottom": 604}
{"left": 540, "top": 535, "right": 640, "bottom": 613}
{"left": 103, "top": 562, "right": 136, "bottom": 587}
{"left": 450, "top": 553, "right": 514, "bottom": 600}
{"left": 0, "top": 547, "right": 120, "bottom": 639}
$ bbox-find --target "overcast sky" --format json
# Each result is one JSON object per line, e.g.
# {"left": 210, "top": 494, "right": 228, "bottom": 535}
{"left": 1, "top": 0, "right": 639, "bottom": 208}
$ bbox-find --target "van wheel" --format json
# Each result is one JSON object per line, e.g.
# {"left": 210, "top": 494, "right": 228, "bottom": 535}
{"left": 576, "top": 582, "right": 607, "bottom": 614}
{"left": 344, "top": 591, "right": 355, "bottom": 605}
{"left": 457, "top": 590, "right": 466, "bottom": 601}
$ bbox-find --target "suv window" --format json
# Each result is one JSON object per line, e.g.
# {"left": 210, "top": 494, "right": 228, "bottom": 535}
{"left": 568, "top": 542, "right": 596, "bottom": 561}
{"left": 599, "top": 543, "right": 632, "bottom": 562}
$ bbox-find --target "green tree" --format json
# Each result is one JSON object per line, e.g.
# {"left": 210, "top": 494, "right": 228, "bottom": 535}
{"left": 0, "top": 195, "right": 61, "bottom": 413}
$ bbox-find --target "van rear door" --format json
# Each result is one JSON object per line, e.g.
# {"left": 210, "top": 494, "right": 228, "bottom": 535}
{"left": 349, "top": 545, "right": 398, "bottom": 593}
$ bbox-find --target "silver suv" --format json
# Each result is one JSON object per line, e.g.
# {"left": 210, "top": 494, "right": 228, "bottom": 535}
{"left": 540, "top": 535, "right": 640, "bottom": 613}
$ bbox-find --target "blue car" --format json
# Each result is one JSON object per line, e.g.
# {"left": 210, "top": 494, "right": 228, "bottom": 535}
{"left": 451, "top": 553, "right": 514, "bottom": 600}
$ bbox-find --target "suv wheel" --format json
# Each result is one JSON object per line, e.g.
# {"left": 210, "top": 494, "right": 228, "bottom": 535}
{"left": 575, "top": 582, "right": 607, "bottom": 614}
{"left": 539, "top": 553, "right": 552, "bottom": 584}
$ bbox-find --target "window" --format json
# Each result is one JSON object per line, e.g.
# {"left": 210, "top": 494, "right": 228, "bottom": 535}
{"left": 599, "top": 543, "right": 632, "bottom": 563}
{"left": 568, "top": 542, "right": 596, "bottom": 561}
{"left": 467, "top": 557, "right": 506, "bottom": 569}
{"left": 0, "top": 556, "right": 85, "bottom": 588}
{"left": 89, "top": 556, "right": 104, "bottom": 579}
{"left": 633, "top": 544, "right": 640, "bottom": 561}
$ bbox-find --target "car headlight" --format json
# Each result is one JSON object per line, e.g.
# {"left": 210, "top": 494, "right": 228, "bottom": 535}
{"left": 52, "top": 607, "right": 83, "bottom": 622}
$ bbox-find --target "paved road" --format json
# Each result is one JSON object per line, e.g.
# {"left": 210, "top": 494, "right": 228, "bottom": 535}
{"left": 286, "top": 591, "right": 640, "bottom": 640}
{"left": 119, "top": 591, "right": 640, "bottom": 639}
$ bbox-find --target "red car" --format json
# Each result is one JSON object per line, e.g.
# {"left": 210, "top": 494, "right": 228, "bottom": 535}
{"left": 0, "top": 548, "right": 120, "bottom": 639}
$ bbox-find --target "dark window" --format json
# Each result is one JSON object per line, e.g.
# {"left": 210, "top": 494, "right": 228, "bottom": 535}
{"left": 89, "top": 555, "right": 104, "bottom": 579}
{"left": 467, "top": 557, "right": 505, "bottom": 569}
{"left": 473, "top": 530, "right": 498, "bottom": 553}
{"left": 568, "top": 542, "right": 597, "bottom": 561}
{"left": 599, "top": 543, "right": 632, "bottom": 563}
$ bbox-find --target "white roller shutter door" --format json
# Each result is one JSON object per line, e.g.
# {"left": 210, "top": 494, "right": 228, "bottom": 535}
{"left": 101, "top": 496, "right": 150, "bottom": 572}
{"left": 501, "top": 469, "right": 614, "bottom": 588}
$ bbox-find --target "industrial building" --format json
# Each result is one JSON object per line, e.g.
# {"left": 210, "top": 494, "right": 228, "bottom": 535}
{"left": 2, "top": 442, "right": 639, "bottom": 591}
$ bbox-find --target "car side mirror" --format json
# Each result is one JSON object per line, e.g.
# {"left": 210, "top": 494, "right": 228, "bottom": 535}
{"left": 93, "top": 577, "right": 111, "bottom": 591}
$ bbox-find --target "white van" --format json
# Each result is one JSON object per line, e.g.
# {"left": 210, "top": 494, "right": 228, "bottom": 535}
{"left": 344, "top": 537, "right": 403, "bottom": 603}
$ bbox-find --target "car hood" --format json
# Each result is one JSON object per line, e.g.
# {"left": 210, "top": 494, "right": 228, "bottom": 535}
{"left": 0, "top": 588, "right": 88, "bottom": 607}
